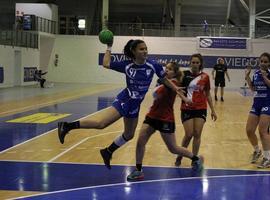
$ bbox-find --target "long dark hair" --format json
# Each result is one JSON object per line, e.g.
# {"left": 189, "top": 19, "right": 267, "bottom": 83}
{"left": 124, "top": 39, "right": 145, "bottom": 59}
{"left": 190, "top": 53, "right": 204, "bottom": 70}
{"left": 259, "top": 52, "right": 270, "bottom": 62}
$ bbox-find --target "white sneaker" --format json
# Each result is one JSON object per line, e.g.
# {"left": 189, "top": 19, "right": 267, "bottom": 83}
{"left": 251, "top": 150, "right": 262, "bottom": 164}
{"left": 257, "top": 157, "right": 270, "bottom": 169}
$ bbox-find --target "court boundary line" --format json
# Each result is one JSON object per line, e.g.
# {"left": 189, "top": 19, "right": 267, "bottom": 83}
{"left": 0, "top": 89, "right": 246, "bottom": 155}
{"left": 0, "top": 86, "right": 121, "bottom": 116}
{"left": 0, "top": 160, "right": 269, "bottom": 172}
{"left": 0, "top": 128, "right": 57, "bottom": 154}
{"left": 1, "top": 118, "right": 247, "bottom": 157}
{"left": 10, "top": 173, "right": 270, "bottom": 200}
{"left": 48, "top": 129, "right": 126, "bottom": 162}
{"left": 0, "top": 107, "right": 112, "bottom": 154}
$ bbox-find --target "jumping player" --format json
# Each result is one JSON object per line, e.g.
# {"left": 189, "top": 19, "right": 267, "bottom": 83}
{"left": 57, "top": 39, "right": 188, "bottom": 169}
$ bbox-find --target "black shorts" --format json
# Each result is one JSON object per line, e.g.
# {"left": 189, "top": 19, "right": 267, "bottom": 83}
{"left": 215, "top": 79, "right": 225, "bottom": 87}
{"left": 143, "top": 116, "right": 175, "bottom": 133}
{"left": 181, "top": 109, "right": 207, "bottom": 123}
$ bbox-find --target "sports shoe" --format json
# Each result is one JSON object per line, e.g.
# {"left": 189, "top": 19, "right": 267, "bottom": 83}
{"left": 215, "top": 95, "right": 218, "bottom": 101}
{"left": 191, "top": 155, "right": 204, "bottom": 171}
{"left": 257, "top": 157, "right": 270, "bottom": 169}
{"left": 175, "top": 156, "right": 182, "bottom": 167}
{"left": 251, "top": 150, "right": 262, "bottom": 164}
{"left": 100, "top": 148, "right": 112, "bottom": 169}
{"left": 127, "top": 169, "right": 144, "bottom": 181}
{"left": 58, "top": 122, "right": 70, "bottom": 144}
{"left": 221, "top": 97, "right": 224, "bottom": 102}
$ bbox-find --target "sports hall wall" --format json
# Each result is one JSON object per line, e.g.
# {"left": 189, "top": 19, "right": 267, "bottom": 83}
{"left": 46, "top": 36, "right": 270, "bottom": 89}
{"left": 0, "top": 45, "right": 39, "bottom": 88}
{"left": 0, "top": 36, "right": 269, "bottom": 88}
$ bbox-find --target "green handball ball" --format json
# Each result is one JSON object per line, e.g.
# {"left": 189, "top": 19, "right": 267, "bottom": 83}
{"left": 99, "top": 29, "right": 114, "bottom": 45}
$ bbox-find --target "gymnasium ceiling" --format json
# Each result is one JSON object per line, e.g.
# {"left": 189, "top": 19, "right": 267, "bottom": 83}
{"left": 0, "top": 0, "right": 269, "bottom": 28}
{"left": 108, "top": 0, "right": 270, "bottom": 26}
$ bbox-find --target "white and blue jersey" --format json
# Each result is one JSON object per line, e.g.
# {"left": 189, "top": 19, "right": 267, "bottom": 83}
{"left": 110, "top": 59, "right": 166, "bottom": 118}
{"left": 250, "top": 69, "right": 270, "bottom": 116}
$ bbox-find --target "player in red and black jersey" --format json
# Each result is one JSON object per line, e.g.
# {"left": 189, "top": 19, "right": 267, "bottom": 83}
{"left": 175, "top": 54, "right": 217, "bottom": 167}
{"left": 127, "top": 62, "right": 204, "bottom": 181}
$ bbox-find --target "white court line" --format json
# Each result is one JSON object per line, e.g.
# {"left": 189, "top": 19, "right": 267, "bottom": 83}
{"left": 10, "top": 173, "right": 270, "bottom": 200}
{"left": 1, "top": 159, "right": 269, "bottom": 173}
{"left": 0, "top": 99, "right": 246, "bottom": 155}
{"left": 48, "top": 129, "right": 124, "bottom": 162}
{"left": 48, "top": 121, "right": 186, "bottom": 162}
{"left": 0, "top": 97, "right": 76, "bottom": 116}
{"left": 0, "top": 128, "right": 57, "bottom": 154}
{"left": 0, "top": 87, "right": 119, "bottom": 116}
{"left": 0, "top": 107, "right": 111, "bottom": 154}
{"left": 0, "top": 101, "right": 58, "bottom": 116}
{"left": 48, "top": 137, "right": 91, "bottom": 162}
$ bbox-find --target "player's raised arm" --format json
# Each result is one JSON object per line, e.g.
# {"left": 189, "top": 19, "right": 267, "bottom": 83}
{"left": 102, "top": 45, "right": 112, "bottom": 69}
{"left": 245, "top": 65, "right": 254, "bottom": 91}
{"left": 99, "top": 30, "right": 114, "bottom": 69}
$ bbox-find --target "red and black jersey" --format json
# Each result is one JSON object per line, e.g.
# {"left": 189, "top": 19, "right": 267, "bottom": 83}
{"left": 146, "top": 79, "right": 178, "bottom": 122}
{"left": 181, "top": 70, "right": 210, "bottom": 110}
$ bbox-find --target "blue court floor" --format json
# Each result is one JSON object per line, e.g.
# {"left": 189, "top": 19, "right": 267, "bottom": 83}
{"left": 0, "top": 86, "right": 269, "bottom": 200}
{"left": 0, "top": 89, "right": 117, "bottom": 152}
{"left": 1, "top": 161, "right": 269, "bottom": 200}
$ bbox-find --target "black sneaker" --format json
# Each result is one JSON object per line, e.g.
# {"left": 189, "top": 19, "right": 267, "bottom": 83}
{"left": 191, "top": 155, "right": 204, "bottom": 171}
{"left": 221, "top": 97, "right": 224, "bottom": 102}
{"left": 215, "top": 95, "right": 218, "bottom": 101}
{"left": 127, "top": 169, "right": 144, "bottom": 181}
{"left": 100, "top": 148, "right": 112, "bottom": 169}
{"left": 175, "top": 156, "right": 182, "bottom": 167}
{"left": 58, "top": 122, "right": 69, "bottom": 144}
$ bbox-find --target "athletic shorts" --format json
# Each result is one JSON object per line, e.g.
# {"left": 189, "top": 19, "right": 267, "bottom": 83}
{"left": 215, "top": 78, "right": 225, "bottom": 87}
{"left": 250, "top": 103, "right": 270, "bottom": 116}
{"left": 181, "top": 109, "right": 207, "bottom": 123}
{"left": 143, "top": 116, "right": 175, "bottom": 133}
{"left": 112, "top": 89, "right": 142, "bottom": 118}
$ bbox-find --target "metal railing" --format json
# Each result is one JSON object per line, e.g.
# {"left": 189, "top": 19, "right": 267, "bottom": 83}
{"left": 0, "top": 30, "right": 38, "bottom": 48}
{"left": 36, "top": 16, "right": 57, "bottom": 34}
{"left": 89, "top": 22, "right": 269, "bottom": 38}
{"left": 16, "top": 15, "right": 57, "bottom": 34}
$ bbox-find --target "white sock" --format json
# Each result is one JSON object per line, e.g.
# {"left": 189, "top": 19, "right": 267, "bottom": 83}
{"left": 254, "top": 145, "right": 260, "bottom": 153}
{"left": 114, "top": 135, "right": 128, "bottom": 147}
{"left": 263, "top": 150, "right": 270, "bottom": 160}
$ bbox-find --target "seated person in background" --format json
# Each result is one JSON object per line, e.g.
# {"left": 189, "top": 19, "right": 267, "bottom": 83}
{"left": 34, "top": 70, "right": 47, "bottom": 88}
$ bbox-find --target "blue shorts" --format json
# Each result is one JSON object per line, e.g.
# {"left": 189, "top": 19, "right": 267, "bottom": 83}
{"left": 112, "top": 89, "right": 142, "bottom": 118}
{"left": 250, "top": 102, "right": 270, "bottom": 116}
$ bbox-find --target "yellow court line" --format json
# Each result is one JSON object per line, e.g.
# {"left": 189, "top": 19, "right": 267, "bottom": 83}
{"left": 7, "top": 113, "right": 71, "bottom": 124}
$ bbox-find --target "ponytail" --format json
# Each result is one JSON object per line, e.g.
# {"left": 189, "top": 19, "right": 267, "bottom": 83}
{"left": 123, "top": 39, "right": 145, "bottom": 59}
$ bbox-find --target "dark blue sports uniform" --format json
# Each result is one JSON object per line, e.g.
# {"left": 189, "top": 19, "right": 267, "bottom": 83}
{"left": 110, "top": 59, "right": 166, "bottom": 118}
{"left": 250, "top": 69, "right": 270, "bottom": 116}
